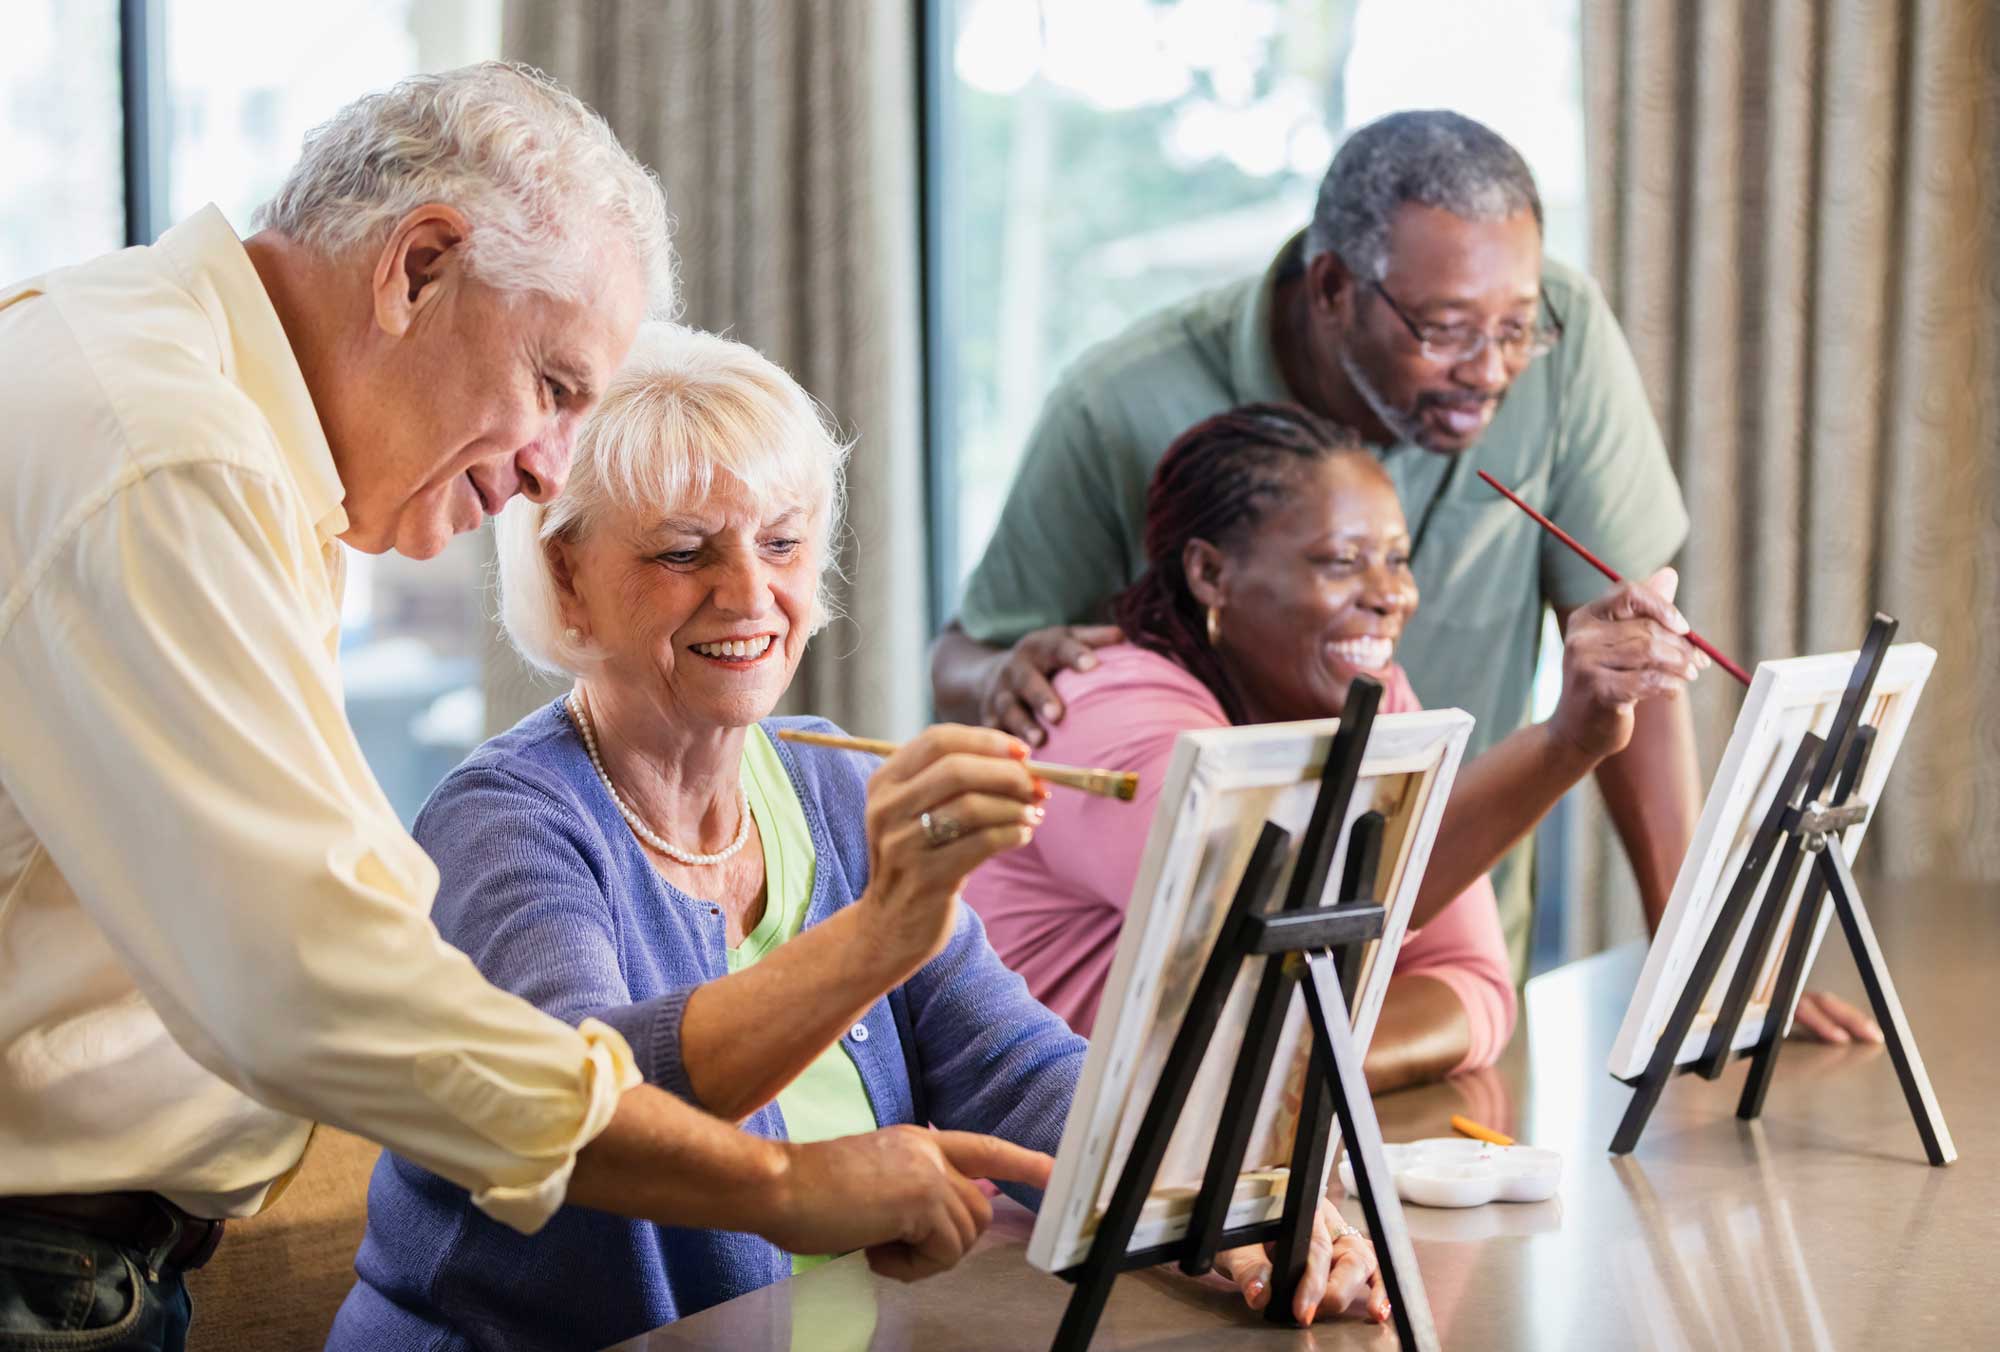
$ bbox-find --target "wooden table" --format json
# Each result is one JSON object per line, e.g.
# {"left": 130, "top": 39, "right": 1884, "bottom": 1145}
{"left": 615, "top": 878, "right": 1998, "bottom": 1350}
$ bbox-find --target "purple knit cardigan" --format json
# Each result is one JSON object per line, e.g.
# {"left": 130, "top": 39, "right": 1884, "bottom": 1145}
{"left": 328, "top": 703, "right": 1084, "bottom": 1352}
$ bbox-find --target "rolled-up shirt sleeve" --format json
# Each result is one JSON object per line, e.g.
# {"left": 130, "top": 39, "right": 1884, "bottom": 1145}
{"left": 0, "top": 461, "right": 638, "bottom": 1233}
{"left": 408, "top": 761, "right": 705, "bottom": 1109}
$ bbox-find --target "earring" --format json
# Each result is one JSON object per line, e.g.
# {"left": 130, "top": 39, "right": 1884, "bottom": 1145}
{"left": 565, "top": 626, "right": 582, "bottom": 645}
{"left": 1206, "top": 605, "right": 1222, "bottom": 647}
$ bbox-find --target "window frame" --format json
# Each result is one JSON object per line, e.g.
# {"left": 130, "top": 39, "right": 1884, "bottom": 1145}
{"left": 120, "top": 0, "right": 169, "bottom": 246}
{"left": 916, "top": 0, "right": 960, "bottom": 638}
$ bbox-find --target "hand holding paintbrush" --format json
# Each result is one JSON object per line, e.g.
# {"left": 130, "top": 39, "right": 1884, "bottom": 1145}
{"left": 1476, "top": 469, "right": 1751, "bottom": 685}
{"left": 826, "top": 723, "right": 1066, "bottom": 968}
{"left": 1468, "top": 470, "right": 1721, "bottom": 763}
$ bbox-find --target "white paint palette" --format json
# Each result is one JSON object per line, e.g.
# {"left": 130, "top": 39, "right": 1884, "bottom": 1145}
{"left": 1338, "top": 1137, "right": 1561, "bottom": 1209}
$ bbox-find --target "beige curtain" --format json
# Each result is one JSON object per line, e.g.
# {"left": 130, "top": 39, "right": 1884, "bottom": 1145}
{"left": 484, "top": 0, "right": 928, "bottom": 739}
{"left": 1577, "top": 0, "right": 2000, "bottom": 901}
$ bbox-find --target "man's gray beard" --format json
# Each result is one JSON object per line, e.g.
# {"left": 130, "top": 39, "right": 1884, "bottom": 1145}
{"left": 1338, "top": 343, "right": 1433, "bottom": 450}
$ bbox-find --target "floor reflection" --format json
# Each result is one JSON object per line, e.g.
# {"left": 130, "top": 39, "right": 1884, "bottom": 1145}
{"left": 1400, "top": 1196, "right": 1562, "bottom": 1244}
{"left": 1444, "top": 1067, "right": 1516, "bottom": 1140}
{"left": 1611, "top": 1125, "right": 1832, "bottom": 1352}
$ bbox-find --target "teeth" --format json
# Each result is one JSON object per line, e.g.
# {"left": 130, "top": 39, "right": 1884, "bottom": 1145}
{"left": 1329, "top": 638, "right": 1394, "bottom": 670}
{"left": 694, "top": 636, "right": 773, "bottom": 660}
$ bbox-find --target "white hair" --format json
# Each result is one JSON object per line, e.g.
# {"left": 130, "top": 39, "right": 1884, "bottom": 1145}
{"left": 497, "top": 322, "right": 851, "bottom": 676}
{"left": 256, "top": 61, "right": 674, "bottom": 314}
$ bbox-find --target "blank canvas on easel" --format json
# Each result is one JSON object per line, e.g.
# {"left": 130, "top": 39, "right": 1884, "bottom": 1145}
{"left": 1608, "top": 643, "right": 1936, "bottom": 1081}
{"left": 1029, "top": 709, "right": 1472, "bottom": 1274}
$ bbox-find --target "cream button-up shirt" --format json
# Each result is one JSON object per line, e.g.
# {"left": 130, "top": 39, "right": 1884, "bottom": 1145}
{"left": 0, "top": 206, "right": 639, "bottom": 1230}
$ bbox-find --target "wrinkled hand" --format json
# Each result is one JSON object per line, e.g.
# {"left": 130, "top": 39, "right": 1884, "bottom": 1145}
{"left": 977, "top": 624, "right": 1124, "bottom": 746}
{"left": 1213, "top": 1198, "right": 1391, "bottom": 1325}
{"left": 763, "top": 1126, "right": 1053, "bottom": 1281}
{"left": 1549, "top": 567, "right": 1706, "bottom": 761}
{"left": 859, "top": 724, "right": 1047, "bottom": 973}
{"left": 1791, "top": 989, "right": 1884, "bottom": 1045}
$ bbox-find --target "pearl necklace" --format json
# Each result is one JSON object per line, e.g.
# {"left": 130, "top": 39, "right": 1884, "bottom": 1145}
{"left": 565, "top": 689, "right": 752, "bottom": 866}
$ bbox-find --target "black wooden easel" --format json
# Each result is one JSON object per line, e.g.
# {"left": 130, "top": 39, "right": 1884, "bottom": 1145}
{"left": 1050, "top": 677, "right": 1438, "bottom": 1351}
{"left": 1611, "top": 614, "right": 1955, "bottom": 1166}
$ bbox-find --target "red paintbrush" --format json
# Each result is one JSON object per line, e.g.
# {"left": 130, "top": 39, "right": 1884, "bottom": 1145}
{"left": 1475, "top": 469, "right": 1752, "bottom": 686}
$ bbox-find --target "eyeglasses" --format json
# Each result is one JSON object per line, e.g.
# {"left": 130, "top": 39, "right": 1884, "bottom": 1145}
{"left": 1369, "top": 280, "right": 1564, "bottom": 366}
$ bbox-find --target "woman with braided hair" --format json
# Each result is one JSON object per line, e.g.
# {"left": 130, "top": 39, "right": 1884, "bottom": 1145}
{"left": 965, "top": 402, "right": 1704, "bottom": 1090}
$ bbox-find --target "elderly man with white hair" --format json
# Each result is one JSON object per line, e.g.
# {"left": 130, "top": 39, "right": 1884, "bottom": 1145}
{"left": 0, "top": 63, "right": 1042, "bottom": 1351}
{"left": 328, "top": 322, "right": 1388, "bottom": 1350}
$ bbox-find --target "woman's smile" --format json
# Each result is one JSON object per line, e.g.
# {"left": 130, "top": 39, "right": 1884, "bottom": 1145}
{"left": 687, "top": 633, "right": 780, "bottom": 668}
{"left": 1325, "top": 634, "right": 1397, "bottom": 674}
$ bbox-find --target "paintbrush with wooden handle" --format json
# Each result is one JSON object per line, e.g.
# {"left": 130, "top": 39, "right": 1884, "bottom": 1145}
{"left": 775, "top": 728, "right": 1139, "bottom": 801}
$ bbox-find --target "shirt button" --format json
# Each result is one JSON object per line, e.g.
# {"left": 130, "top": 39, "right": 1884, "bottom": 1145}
{"left": 848, "top": 1023, "right": 870, "bottom": 1043}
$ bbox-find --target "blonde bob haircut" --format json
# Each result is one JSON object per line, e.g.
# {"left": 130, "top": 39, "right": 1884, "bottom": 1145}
{"left": 497, "top": 322, "right": 850, "bottom": 677}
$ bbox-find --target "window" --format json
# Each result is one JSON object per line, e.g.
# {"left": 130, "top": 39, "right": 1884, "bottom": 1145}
{"left": 1, "top": 4, "right": 124, "bottom": 280}
{"left": 923, "top": 0, "right": 1590, "bottom": 970}
{"left": 3, "top": 1, "right": 503, "bottom": 823}
{"left": 925, "top": 0, "right": 1587, "bottom": 615}
{"left": 157, "top": 0, "right": 503, "bottom": 823}
{"left": 147, "top": 0, "right": 504, "bottom": 822}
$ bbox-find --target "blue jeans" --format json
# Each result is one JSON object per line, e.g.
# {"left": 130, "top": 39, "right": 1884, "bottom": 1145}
{"left": 0, "top": 1214, "right": 191, "bottom": 1352}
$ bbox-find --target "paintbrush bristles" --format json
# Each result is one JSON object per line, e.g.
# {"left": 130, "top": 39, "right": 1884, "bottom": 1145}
{"left": 775, "top": 728, "right": 1139, "bottom": 802}
{"left": 1034, "top": 765, "right": 1140, "bottom": 801}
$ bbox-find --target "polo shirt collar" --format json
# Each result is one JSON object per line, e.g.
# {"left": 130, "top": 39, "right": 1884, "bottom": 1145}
{"left": 1229, "top": 229, "right": 1309, "bottom": 408}
{"left": 156, "top": 205, "right": 349, "bottom": 544}
{"left": 1229, "top": 229, "right": 1428, "bottom": 465}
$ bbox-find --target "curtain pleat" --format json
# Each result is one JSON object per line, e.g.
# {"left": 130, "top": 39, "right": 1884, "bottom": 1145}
{"left": 1580, "top": 0, "right": 2000, "bottom": 898}
{"left": 485, "top": 0, "right": 928, "bottom": 740}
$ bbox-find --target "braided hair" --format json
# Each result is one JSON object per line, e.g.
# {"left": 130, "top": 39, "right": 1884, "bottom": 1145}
{"left": 1111, "top": 403, "right": 1372, "bottom": 724}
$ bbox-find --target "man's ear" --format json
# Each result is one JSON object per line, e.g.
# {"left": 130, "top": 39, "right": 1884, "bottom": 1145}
{"left": 370, "top": 203, "right": 471, "bottom": 338}
{"left": 1181, "top": 537, "right": 1230, "bottom": 611}
{"left": 1307, "top": 248, "right": 1357, "bottom": 325}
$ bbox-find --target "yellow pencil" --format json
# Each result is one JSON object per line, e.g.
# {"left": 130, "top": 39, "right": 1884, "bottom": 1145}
{"left": 774, "top": 728, "right": 1139, "bottom": 802}
{"left": 1450, "top": 1114, "right": 1515, "bottom": 1147}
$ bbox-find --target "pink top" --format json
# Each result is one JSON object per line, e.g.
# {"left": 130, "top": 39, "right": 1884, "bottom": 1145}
{"left": 964, "top": 644, "right": 1517, "bottom": 1074}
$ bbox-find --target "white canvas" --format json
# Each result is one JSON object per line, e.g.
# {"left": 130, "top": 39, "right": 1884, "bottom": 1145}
{"left": 1607, "top": 642, "right": 1935, "bottom": 1081}
{"left": 1028, "top": 708, "right": 1473, "bottom": 1274}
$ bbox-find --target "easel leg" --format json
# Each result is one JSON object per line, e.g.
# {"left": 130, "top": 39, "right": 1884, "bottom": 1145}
{"left": 1818, "top": 845, "right": 1956, "bottom": 1166}
{"left": 1180, "top": 830, "right": 1299, "bottom": 1277}
{"left": 1265, "top": 964, "right": 1336, "bottom": 1326}
{"left": 1050, "top": 1254, "right": 1120, "bottom": 1352}
{"left": 1694, "top": 835, "right": 1809, "bottom": 1080}
{"left": 1740, "top": 727, "right": 1877, "bottom": 1120}
{"left": 1331, "top": 811, "right": 1384, "bottom": 1020}
{"left": 1611, "top": 735, "right": 1822, "bottom": 1154}
{"left": 1051, "top": 824, "right": 1290, "bottom": 1350}
{"left": 1736, "top": 870, "right": 1825, "bottom": 1121}
{"left": 1299, "top": 953, "right": 1438, "bottom": 1351}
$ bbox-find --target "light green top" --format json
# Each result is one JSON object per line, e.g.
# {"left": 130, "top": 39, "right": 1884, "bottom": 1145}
{"left": 729, "top": 725, "right": 878, "bottom": 1276}
{"left": 957, "top": 234, "right": 1689, "bottom": 979}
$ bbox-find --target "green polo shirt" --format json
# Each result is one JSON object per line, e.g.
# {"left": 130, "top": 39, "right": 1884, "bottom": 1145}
{"left": 957, "top": 233, "right": 1689, "bottom": 979}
